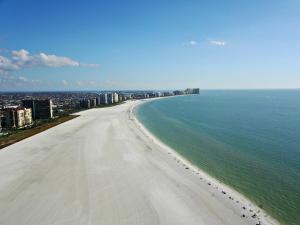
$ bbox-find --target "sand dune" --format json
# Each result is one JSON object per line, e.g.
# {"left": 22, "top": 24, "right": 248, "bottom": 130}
{"left": 0, "top": 100, "right": 279, "bottom": 225}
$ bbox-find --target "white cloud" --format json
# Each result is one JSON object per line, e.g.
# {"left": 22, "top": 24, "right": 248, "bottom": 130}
{"left": 0, "top": 55, "right": 19, "bottom": 73}
{"left": 209, "top": 40, "right": 227, "bottom": 46}
{"left": 62, "top": 80, "right": 68, "bottom": 86}
{"left": 18, "top": 76, "right": 28, "bottom": 82}
{"left": 183, "top": 40, "right": 198, "bottom": 46}
{"left": 0, "top": 74, "right": 41, "bottom": 89}
{"left": 188, "top": 40, "right": 198, "bottom": 46}
{"left": 12, "top": 49, "right": 32, "bottom": 65}
{"left": 38, "top": 53, "right": 79, "bottom": 67}
{"left": 0, "top": 49, "right": 99, "bottom": 73}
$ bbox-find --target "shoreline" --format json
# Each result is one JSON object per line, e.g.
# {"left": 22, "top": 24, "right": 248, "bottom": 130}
{"left": 0, "top": 99, "right": 282, "bottom": 225}
{"left": 130, "top": 98, "right": 280, "bottom": 225}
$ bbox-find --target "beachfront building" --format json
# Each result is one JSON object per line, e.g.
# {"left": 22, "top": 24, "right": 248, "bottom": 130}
{"left": 79, "top": 99, "right": 91, "bottom": 109}
{"left": 96, "top": 96, "right": 101, "bottom": 105}
{"left": 113, "top": 93, "right": 119, "bottom": 103}
{"left": 100, "top": 93, "right": 108, "bottom": 104}
{"left": 184, "top": 88, "right": 193, "bottom": 95}
{"left": 118, "top": 95, "right": 123, "bottom": 102}
{"left": 147, "top": 92, "right": 156, "bottom": 98}
{"left": 24, "top": 108, "right": 33, "bottom": 125}
{"left": 22, "top": 99, "right": 54, "bottom": 119}
{"left": 173, "top": 90, "right": 185, "bottom": 95}
{"left": 0, "top": 117, "right": 2, "bottom": 133}
{"left": 155, "top": 92, "right": 162, "bottom": 97}
{"left": 91, "top": 98, "right": 97, "bottom": 108}
{"left": 163, "top": 92, "right": 174, "bottom": 97}
{"left": 124, "top": 93, "right": 133, "bottom": 100}
{"left": 192, "top": 88, "right": 200, "bottom": 94}
{"left": 1, "top": 107, "right": 32, "bottom": 129}
{"left": 133, "top": 93, "right": 146, "bottom": 99}
{"left": 107, "top": 93, "right": 114, "bottom": 104}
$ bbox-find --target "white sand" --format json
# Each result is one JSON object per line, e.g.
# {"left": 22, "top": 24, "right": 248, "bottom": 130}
{"left": 0, "top": 100, "right": 280, "bottom": 225}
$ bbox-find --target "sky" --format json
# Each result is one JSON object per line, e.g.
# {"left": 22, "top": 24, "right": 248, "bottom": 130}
{"left": 0, "top": 0, "right": 300, "bottom": 91}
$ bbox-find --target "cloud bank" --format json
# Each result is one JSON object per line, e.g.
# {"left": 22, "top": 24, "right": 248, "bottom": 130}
{"left": 0, "top": 49, "right": 98, "bottom": 73}
{"left": 0, "top": 73, "right": 41, "bottom": 89}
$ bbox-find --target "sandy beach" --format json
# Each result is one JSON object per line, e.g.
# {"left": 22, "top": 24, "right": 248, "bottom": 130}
{"left": 0, "top": 100, "right": 279, "bottom": 225}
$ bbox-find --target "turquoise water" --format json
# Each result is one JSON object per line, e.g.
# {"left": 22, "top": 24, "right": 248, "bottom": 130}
{"left": 135, "top": 90, "right": 300, "bottom": 225}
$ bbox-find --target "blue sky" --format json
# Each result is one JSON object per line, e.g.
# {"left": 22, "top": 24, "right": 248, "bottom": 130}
{"left": 0, "top": 0, "right": 300, "bottom": 91}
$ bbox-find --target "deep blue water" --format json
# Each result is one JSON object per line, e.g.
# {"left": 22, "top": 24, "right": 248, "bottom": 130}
{"left": 136, "top": 90, "right": 300, "bottom": 225}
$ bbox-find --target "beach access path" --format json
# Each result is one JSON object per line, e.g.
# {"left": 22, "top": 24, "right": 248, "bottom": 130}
{"left": 0, "top": 100, "right": 278, "bottom": 225}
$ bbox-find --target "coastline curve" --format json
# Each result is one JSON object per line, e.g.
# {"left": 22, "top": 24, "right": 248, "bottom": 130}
{"left": 131, "top": 98, "right": 280, "bottom": 225}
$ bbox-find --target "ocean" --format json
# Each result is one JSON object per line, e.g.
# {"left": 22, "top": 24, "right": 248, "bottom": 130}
{"left": 135, "top": 90, "right": 300, "bottom": 225}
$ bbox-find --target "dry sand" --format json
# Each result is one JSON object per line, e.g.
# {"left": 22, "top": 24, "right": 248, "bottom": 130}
{"left": 0, "top": 100, "right": 279, "bottom": 225}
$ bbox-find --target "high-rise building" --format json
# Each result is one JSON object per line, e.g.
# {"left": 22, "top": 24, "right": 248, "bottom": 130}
{"left": 107, "top": 93, "right": 114, "bottom": 104}
{"left": 91, "top": 98, "right": 97, "bottom": 108}
{"left": 113, "top": 93, "right": 119, "bottom": 103}
{"left": 100, "top": 93, "right": 108, "bottom": 104}
{"left": 22, "top": 99, "right": 53, "bottom": 119}
{"left": 192, "top": 88, "right": 200, "bottom": 94}
{"left": 123, "top": 93, "right": 133, "bottom": 100}
{"left": 2, "top": 108, "right": 18, "bottom": 128}
{"left": 0, "top": 116, "right": 2, "bottom": 133}
{"left": 163, "top": 92, "right": 174, "bottom": 97}
{"left": 173, "top": 90, "right": 184, "bottom": 95}
{"left": 24, "top": 108, "right": 33, "bottom": 125}
{"left": 79, "top": 99, "right": 91, "bottom": 108}
{"left": 147, "top": 92, "right": 156, "bottom": 98}
{"left": 96, "top": 96, "right": 101, "bottom": 105}
{"left": 1, "top": 107, "right": 32, "bottom": 129}
{"left": 184, "top": 88, "right": 193, "bottom": 95}
{"left": 155, "top": 92, "right": 162, "bottom": 97}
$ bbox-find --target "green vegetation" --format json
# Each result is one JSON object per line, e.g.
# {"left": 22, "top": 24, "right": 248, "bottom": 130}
{"left": 0, "top": 115, "right": 79, "bottom": 149}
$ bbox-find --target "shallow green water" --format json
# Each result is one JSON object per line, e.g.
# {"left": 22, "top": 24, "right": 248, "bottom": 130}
{"left": 135, "top": 90, "right": 300, "bottom": 225}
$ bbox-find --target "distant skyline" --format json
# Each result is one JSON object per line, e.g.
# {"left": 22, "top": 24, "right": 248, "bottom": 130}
{"left": 0, "top": 0, "right": 300, "bottom": 91}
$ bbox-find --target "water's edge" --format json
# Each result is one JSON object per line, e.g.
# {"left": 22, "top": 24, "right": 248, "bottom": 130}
{"left": 132, "top": 98, "right": 280, "bottom": 225}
